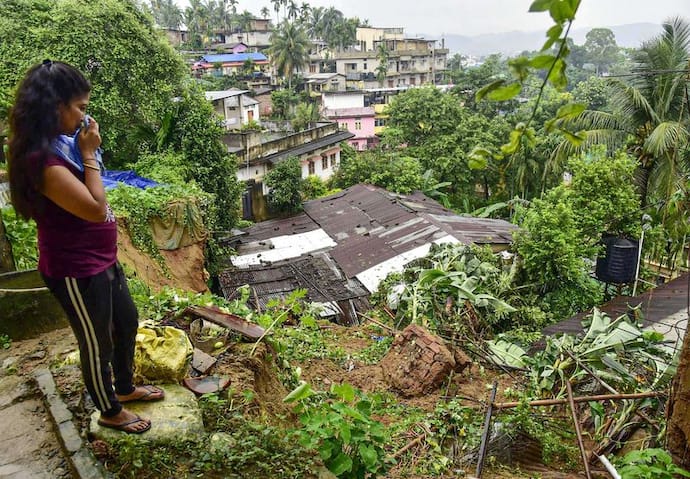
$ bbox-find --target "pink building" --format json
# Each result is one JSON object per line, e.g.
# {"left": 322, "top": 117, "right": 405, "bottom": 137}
{"left": 322, "top": 107, "right": 377, "bottom": 151}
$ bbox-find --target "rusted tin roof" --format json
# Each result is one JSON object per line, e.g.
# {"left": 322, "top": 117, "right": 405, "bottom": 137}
{"left": 220, "top": 184, "right": 517, "bottom": 313}
{"left": 542, "top": 273, "right": 689, "bottom": 343}
{"left": 219, "top": 253, "right": 370, "bottom": 312}
{"left": 304, "top": 184, "right": 516, "bottom": 279}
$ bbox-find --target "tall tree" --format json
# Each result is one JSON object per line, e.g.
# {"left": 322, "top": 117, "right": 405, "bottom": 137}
{"left": 149, "top": 0, "right": 183, "bottom": 29}
{"left": 268, "top": 20, "right": 310, "bottom": 88}
{"left": 287, "top": 0, "right": 299, "bottom": 21}
{"left": 375, "top": 42, "right": 389, "bottom": 86}
{"left": 260, "top": 6, "right": 270, "bottom": 19}
{"left": 552, "top": 17, "right": 690, "bottom": 208}
{"left": 270, "top": 0, "right": 281, "bottom": 24}
{"left": 583, "top": 27, "right": 620, "bottom": 75}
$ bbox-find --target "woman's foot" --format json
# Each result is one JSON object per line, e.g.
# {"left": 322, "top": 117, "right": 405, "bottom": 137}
{"left": 116, "top": 385, "right": 165, "bottom": 403}
{"left": 97, "top": 409, "right": 151, "bottom": 434}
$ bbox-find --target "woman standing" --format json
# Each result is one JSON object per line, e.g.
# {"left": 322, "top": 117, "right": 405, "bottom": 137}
{"left": 7, "top": 60, "right": 163, "bottom": 434}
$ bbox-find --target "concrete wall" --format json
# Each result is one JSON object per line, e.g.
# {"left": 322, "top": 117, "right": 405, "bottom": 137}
{"left": 322, "top": 92, "right": 365, "bottom": 110}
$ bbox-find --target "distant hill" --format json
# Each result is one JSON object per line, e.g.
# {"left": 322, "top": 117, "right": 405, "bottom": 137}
{"left": 432, "top": 23, "right": 662, "bottom": 57}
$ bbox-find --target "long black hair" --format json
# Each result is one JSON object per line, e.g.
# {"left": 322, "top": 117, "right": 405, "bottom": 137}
{"left": 8, "top": 60, "right": 91, "bottom": 219}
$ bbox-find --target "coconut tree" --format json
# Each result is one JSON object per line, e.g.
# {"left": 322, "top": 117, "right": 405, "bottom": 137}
{"left": 551, "top": 17, "right": 690, "bottom": 207}
{"left": 260, "top": 6, "right": 270, "bottom": 19}
{"left": 150, "top": 0, "right": 183, "bottom": 29}
{"left": 299, "top": 2, "right": 310, "bottom": 24}
{"left": 268, "top": 20, "right": 310, "bottom": 88}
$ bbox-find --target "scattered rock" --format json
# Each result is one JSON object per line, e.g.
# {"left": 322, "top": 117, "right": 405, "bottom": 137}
{"left": 28, "top": 350, "right": 47, "bottom": 360}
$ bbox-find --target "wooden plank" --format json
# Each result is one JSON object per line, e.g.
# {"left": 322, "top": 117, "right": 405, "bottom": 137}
{"left": 185, "top": 305, "right": 265, "bottom": 340}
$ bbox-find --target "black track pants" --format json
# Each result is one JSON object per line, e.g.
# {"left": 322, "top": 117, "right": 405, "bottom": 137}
{"left": 42, "top": 263, "right": 139, "bottom": 417}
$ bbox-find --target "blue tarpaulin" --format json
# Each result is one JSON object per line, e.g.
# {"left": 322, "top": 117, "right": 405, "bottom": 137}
{"left": 103, "top": 170, "right": 159, "bottom": 190}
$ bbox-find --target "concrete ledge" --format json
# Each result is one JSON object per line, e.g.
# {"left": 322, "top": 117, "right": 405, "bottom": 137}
{"left": 33, "top": 368, "right": 109, "bottom": 479}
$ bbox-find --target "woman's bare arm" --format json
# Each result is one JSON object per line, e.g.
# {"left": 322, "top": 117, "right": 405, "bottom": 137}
{"left": 41, "top": 118, "right": 107, "bottom": 223}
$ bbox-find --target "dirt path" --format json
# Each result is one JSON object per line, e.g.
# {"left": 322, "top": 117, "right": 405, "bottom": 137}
{"left": 0, "top": 327, "right": 90, "bottom": 479}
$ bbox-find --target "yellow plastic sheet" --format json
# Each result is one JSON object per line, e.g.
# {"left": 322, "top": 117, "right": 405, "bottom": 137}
{"left": 134, "top": 326, "right": 193, "bottom": 382}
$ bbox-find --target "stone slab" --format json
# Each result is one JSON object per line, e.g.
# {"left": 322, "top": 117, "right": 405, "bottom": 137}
{"left": 90, "top": 384, "right": 205, "bottom": 443}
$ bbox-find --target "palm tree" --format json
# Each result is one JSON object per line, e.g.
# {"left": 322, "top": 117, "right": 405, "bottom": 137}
{"left": 287, "top": 0, "right": 299, "bottom": 21}
{"left": 307, "top": 6, "right": 324, "bottom": 39}
{"left": 150, "top": 0, "right": 183, "bottom": 29}
{"left": 268, "top": 21, "right": 311, "bottom": 88}
{"left": 270, "top": 0, "right": 281, "bottom": 24}
{"left": 237, "top": 10, "right": 254, "bottom": 40}
{"left": 260, "top": 6, "right": 270, "bottom": 20}
{"left": 552, "top": 17, "right": 690, "bottom": 207}
{"left": 185, "top": 0, "right": 211, "bottom": 46}
{"left": 299, "top": 2, "right": 311, "bottom": 24}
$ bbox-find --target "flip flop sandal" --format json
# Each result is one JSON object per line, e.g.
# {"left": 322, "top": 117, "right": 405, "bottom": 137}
{"left": 97, "top": 415, "right": 151, "bottom": 434}
{"left": 118, "top": 385, "right": 165, "bottom": 403}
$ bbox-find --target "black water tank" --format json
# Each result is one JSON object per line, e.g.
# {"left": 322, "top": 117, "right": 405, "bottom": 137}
{"left": 595, "top": 235, "right": 639, "bottom": 284}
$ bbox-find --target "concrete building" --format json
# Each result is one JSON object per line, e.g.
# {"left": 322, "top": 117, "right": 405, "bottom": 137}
{"left": 304, "top": 73, "right": 347, "bottom": 95}
{"left": 205, "top": 89, "right": 260, "bottom": 130}
{"left": 312, "top": 27, "right": 449, "bottom": 90}
{"left": 321, "top": 91, "right": 377, "bottom": 150}
{"left": 192, "top": 53, "right": 270, "bottom": 76}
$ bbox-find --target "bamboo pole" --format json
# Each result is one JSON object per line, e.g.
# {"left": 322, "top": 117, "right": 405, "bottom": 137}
{"left": 356, "top": 312, "right": 397, "bottom": 333}
{"left": 566, "top": 380, "right": 592, "bottom": 479}
{"left": 492, "top": 391, "right": 663, "bottom": 409}
{"left": 475, "top": 382, "right": 498, "bottom": 479}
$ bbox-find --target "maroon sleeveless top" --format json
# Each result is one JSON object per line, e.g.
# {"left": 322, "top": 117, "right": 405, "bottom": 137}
{"left": 34, "top": 155, "right": 117, "bottom": 278}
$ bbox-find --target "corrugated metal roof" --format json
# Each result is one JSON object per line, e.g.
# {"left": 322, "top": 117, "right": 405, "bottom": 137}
{"left": 231, "top": 228, "right": 337, "bottom": 268}
{"left": 205, "top": 89, "right": 249, "bottom": 101}
{"left": 543, "top": 273, "right": 690, "bottom": 340}
{"left": 225, "top": 213, "right": 318, "bottom": 243}
{"left": 219, "top": 254, "right": 370, "bottom": 312}
{"left": 202, "top": 53, "right": 268, "bottom": 63}
{"left": 303, "top": 184, "right": 516, "bottom": 280}
{"left": 221, "top": 184, "right": 517, "bottom": 305}
{"left": 260, "top": 131, "right": 355, "bottom": 165}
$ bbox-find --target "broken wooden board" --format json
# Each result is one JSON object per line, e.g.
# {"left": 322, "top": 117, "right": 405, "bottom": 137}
{"left": 184, "top": 305, "right": 265, "bottom": 340}
{"left": 191, "top": 348, "right": 217, "bottom": 374}
{"left": 183, "top": 375, "right": 231, "bottom": 395}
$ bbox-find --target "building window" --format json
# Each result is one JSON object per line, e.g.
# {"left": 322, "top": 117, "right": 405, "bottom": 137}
{"left": 330, "top": 153, "right": 336, "bottom": 167}
{"left": 375, "top": 118, "right": 386, "bottom": 127}
{"left": 308, "top": 161, "right": 315, "bottom": 175}
{"left": 355, "top": 119, "right": 362, "bottom": 130}
{"left": 322, "top": 156, "right": 328, "bottom": 170}
{"left": 363, "top": 62, "right": 367, "bottom": 70}
{"left": 340, "top": 122, "right": 348, "bottom": 130}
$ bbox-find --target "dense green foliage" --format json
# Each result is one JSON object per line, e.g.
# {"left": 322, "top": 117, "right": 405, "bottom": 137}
{"left": 0, "top": 206, "right": 37, "bottom": 270}
{"left": 513, "top": 149, "right": 641, "bottom": 319}
{"left": 150, "top": 87, "right": 243, "bottom": 230}
{"left": 616, "top": 448, "right": 690, "bottom": 478}
{"left": 0, "top": 0, "right": 186, "bottom": 164}
{"left": 285, "top": 382, "right": 390, "bottom": 478}
{"left": 330, "top": 149, "right": 425, "bottom": 194}
{"left": 264, "top": 157, "right": 303, "bottom": 213}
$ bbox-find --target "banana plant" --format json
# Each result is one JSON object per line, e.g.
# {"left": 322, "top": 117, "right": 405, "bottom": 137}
{"left": 487, "top": 308, "right": 672, "bottom": 397}
{"left": 397, "top": 244, "right": 516, "bottom": 333}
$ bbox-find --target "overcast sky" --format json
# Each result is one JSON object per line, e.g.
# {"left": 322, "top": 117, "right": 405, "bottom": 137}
{"left": 176, "top": 0, "right": 690, "bottom": 36}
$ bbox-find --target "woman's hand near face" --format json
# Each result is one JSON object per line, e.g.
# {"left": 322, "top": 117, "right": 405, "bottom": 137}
{"left": 78, "top": 116, "right": 101, "bottom": 159}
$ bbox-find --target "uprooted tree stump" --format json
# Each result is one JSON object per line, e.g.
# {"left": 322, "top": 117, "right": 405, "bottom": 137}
{"left": 380, "top": 324, "right": 469, "bottom": 397}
